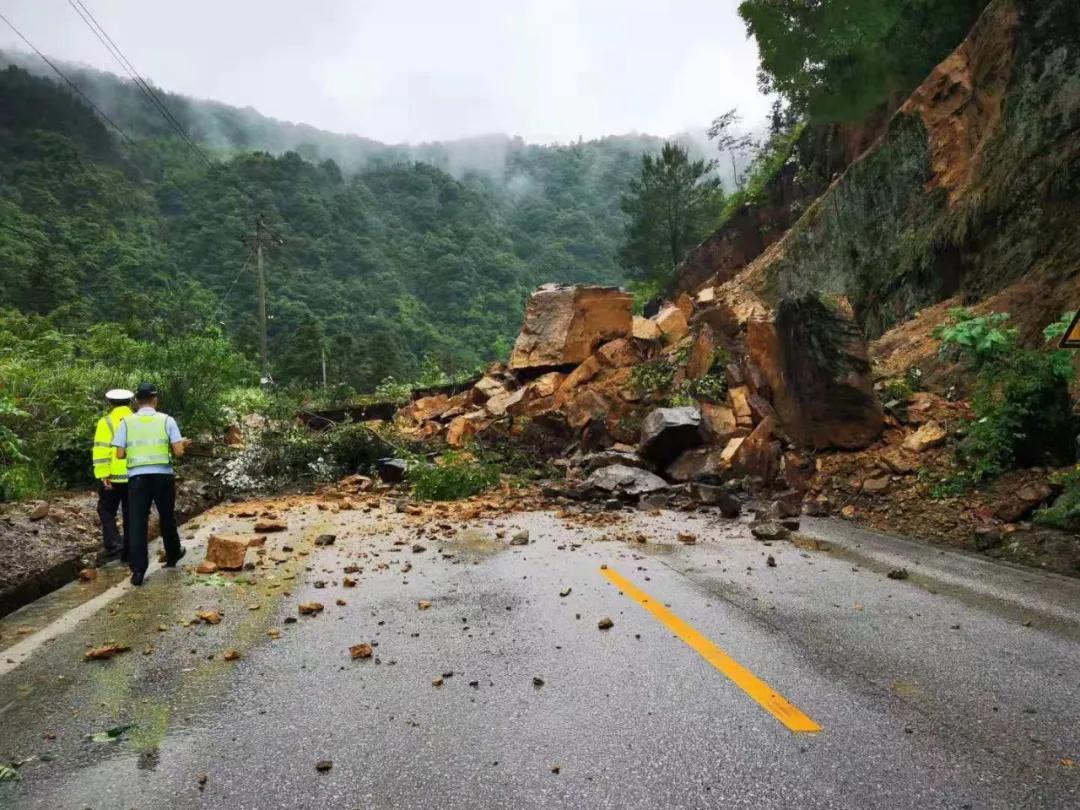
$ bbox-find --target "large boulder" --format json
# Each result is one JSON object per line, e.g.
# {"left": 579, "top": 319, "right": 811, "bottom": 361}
{"left": 685, "top": 325, "right": 715, "bottom": 379}
{"left": 574, "top": 449, "right": 652, "bottom": 475}
{"left": 638, "top": 407, "right": 704, "bottom": 466}
{"left": 667, "top": 447, "right": 727, "bottom": 482}
{"left": 583, "top": 464, "right": 668, "bottom": 497}
{"left": 746, "top": 294, "right": 883, "bottom": 450}
{"left": 205, "top": 534, "right": 259, "bottom": 571}
{"left": 510, "top": 284, "right": 632, "bottom": 370}
{"left": 654, "top": 305, "right": 689, "bottom": 342}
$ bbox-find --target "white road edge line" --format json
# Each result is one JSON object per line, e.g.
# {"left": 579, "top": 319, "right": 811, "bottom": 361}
{"left": 0, "top": 557, "right": 164, "bottom": 678}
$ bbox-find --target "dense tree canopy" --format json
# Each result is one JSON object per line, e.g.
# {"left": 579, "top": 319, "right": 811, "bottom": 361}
{"left": 739, "top": 0, "right": 991, "bottom": 122}
{"left": 0, "top": 65, "right": 658, "bottom": 392}
{"left": 618, "top": 143, "right": 724, "bottom": 285}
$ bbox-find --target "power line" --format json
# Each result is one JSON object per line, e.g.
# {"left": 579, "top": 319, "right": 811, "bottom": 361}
{"left": 202, "top": 255, "right": 252, "bottom": 328}
{"left": 65, "top": 0, "right": 214, "bottom": 169}
{"left": 0, "top": 10, "right": 138, "bottom": 148}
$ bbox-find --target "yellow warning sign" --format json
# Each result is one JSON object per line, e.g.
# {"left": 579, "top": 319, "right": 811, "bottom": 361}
{"left": 1060, "top": 311, "right": 1080, "bottom": 349}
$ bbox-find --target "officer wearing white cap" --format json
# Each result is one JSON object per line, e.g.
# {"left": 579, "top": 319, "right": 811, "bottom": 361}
{"left": 112, "top": 382, "right": 191, "bottom": 585}
{"left": 91, "top": 388, "right": 134, "bottom": 560}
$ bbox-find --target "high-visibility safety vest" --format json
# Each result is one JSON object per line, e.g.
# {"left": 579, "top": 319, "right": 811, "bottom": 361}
{"left": 92, "top": 405, "right": 133, "bottom": 482}
{"left": 123, "top": 412, "right": 173, "bottom": 470}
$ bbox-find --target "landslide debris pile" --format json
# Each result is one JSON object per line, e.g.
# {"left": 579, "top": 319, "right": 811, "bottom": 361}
{"left": 395, "top": 281, "right": 884, "bottom": 511}
{"left": 395, "top": 0, "right": 1080, "bottom": 574}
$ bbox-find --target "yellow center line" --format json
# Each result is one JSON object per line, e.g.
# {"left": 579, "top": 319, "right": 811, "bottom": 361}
{"left": 600, "top": 567, "right": 821, "bottom": 734}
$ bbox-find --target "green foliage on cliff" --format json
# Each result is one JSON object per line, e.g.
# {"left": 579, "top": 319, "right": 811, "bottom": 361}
{"left": 738, "top": 0, "right": 991, "bottom": 122}
{"left": 937, "top": 309, "right": 1076, "bottom": 482}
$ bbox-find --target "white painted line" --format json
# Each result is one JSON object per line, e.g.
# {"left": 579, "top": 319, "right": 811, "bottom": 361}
{"left": 0, "top": 558, "right": 165, "bottom": 678}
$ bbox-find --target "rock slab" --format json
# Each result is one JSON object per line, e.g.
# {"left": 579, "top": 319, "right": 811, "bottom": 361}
{"left": 510, "top": 284, "right": 632, "bottom": 369}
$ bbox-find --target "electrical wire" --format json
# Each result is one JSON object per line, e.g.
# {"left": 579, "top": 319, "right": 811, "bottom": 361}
{"left": 65, "top": 0, "right": 214, "bottom": 169}
{"left": 0, "top": 10, "right": 138, "bottom": 148}
{"left": 202, "top": 256, "right": 253, "bottom": 329}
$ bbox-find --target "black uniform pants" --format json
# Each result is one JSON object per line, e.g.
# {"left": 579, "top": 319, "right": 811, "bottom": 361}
{"left": 127, "top": 474, "right": 181, "bottom": 574}
{"left": 97, "top": 481, "right": 129, "bottom": 557}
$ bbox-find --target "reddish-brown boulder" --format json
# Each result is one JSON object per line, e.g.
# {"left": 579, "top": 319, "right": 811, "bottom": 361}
{"left": 485, "top": 387, "right": 526, "bottom": 417}
{"left": 595, "top": 338, "right": 641, "bottom": 368}
{"left": 685, "top": 325, "right": 715, "bottom": 379}
{"left": 632, "top": 316, "right": 662, "bottom": 341}
{"left": 746, "top": 295, "right": 883, "bottom": 450}
{"left": 675, "top": 292, "right": 695, "bottom": 321}
{"left": 654, "top": 305, "right": 689, "bottom": 342}
{"left": 205, "top": 534, "right": 256, "bottom": 571}
{"left": 699, "top": 403, "right": 738, "bottom": 444}
{"left": 557, "top": 356, "right": 602, "bottom": 398}
{"left": 510, "top": 284, "right": 632, "bottom": 369}
{"left": 473, "top": 376, "right": 507, "bottom": 402}
{"left": 733, "top": 416, "right": 781, "bottom": 483}
{"left": 728, "top": 386, "right": 754, "bottom": 429}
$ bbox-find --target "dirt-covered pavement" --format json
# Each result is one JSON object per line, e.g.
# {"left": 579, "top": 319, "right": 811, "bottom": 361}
{"left": 1, "top": 487, "right": 1078, "bottom": 809}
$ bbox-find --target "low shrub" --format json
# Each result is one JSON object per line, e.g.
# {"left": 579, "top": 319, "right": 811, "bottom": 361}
{"left": 630, "top": 360, "right": 675, "bottom": 397}
{"left": 672, "top": 373, "right": 728, "bottom": 406}
{"left": 935, "top": 309, "right": 1077, "bottom": 483}
{"left": 409, "top": 453, "right": 500, "bottom": 501}
{"left": 216, "top": 421, "right": 398, "bottom": 493}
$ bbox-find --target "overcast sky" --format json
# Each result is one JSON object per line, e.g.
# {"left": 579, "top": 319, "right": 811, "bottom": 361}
{"left": 1, "top": 0, "right": 770, "bottom": 145}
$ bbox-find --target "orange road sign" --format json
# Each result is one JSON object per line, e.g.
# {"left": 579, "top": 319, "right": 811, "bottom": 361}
{"left": 1060, "top": 311, "right": 1080, "bottom": 349}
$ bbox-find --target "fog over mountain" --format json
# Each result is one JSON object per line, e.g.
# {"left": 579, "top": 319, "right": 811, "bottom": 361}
{"left": 0, "top": 0, "right": 770, "bottom": 146}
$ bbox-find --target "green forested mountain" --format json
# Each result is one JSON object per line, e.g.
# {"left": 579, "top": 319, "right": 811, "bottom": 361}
{"left": 0, "top": 58, "right": 662, "bottom": 390}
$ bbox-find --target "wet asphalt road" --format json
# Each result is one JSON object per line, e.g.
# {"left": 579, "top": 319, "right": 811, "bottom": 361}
{"left": 0, "top": 496, "right": 1078, "bottom": 809}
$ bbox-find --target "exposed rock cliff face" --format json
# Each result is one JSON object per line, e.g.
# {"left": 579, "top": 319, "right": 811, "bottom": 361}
{"left": 682, "top": 0, "right": 1078, "bottom": 350}
{"left": 673, "top": 112, "right": 894, "bottom": 297}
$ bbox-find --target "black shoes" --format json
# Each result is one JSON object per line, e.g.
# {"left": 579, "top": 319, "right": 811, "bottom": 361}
{"left": 164, "top": 547, "right": 186, "bottom": 568}
{"left": 130, "top": 570, "right": 145, "bottom": 586}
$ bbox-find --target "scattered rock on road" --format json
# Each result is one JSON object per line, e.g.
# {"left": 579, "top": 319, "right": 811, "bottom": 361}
{"left": 598, "top": 617, "right": 614, "bottom": 630}
{"left": 253, "top": 519, "right": 287, "bottom": 533}
{"left": 205, "top": 534, "right": 256, "bottom": 570}
{"left": 84, "top": 644, "right": 130, "bottom": 661}
{"left": 509, "top": 530, "right": 530, "bottom": 546}
{"left": 887, "top": 568, "right": 910, "bottom": 580}
{"left": 298, "top": 602, "right": 324, "bottom": 615}
{"left": 350, "top": 643, "right": 373, "bottom": 660}
{"left": 315, "top": 760, "right": 333, "bottom": 772}
{"left": 751, "top": 522, "right": 790, "bottom": 542}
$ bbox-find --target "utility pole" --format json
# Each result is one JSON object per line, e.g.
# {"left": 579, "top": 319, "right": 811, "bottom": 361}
{"left": 244, "top": 215, "right": 284, "bottom": 386}
{"left": 321, "top": 343, "right": 328, "bottom": 389}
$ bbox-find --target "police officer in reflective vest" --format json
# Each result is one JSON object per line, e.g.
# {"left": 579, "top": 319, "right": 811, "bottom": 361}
{"left": 92, "top": 388, "right": 133, "bottom": 560}
{"left": 112, "top": 382, "right": 191, "bottom": 585}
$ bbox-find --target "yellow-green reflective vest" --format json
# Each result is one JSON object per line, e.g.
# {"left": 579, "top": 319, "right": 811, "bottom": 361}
{"left": 123, "top": 412, "right": 172, "bottom": 469}
{"left": 92, "top": 405, "right": 132, "bottom": 482}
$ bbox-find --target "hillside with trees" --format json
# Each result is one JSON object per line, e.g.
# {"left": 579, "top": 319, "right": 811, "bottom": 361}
{"left": 0, "top": 59, "right": 663, "bottom": 394}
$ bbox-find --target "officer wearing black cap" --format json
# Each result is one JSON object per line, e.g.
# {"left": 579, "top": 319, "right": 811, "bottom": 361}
{"left": 111, "top": 382, "right": 191, "bottom": 585}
